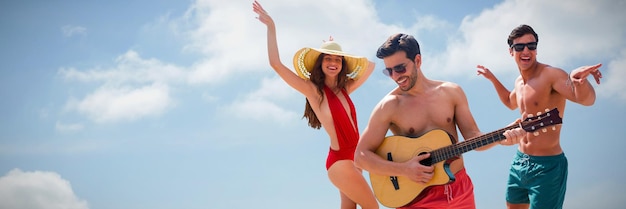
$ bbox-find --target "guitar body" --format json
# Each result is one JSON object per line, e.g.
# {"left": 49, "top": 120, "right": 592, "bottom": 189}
{"left": 370, "top": 129, "right": 456, "bottom": 208}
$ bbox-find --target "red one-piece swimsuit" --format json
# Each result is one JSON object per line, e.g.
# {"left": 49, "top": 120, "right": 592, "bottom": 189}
{"left": 323, "top": 86, "right": 359, "bottom": 170}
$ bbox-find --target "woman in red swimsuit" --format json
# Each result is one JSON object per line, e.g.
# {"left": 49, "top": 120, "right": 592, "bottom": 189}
{"left": 253, "top": 1, "right": 378, "bottom": 208}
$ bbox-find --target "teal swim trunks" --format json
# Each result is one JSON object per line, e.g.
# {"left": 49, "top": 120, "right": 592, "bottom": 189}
{"left": 506, "top": 150, "right": 568, "bottom": 209}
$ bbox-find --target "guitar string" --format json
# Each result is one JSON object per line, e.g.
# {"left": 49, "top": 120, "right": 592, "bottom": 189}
{"left": 431, "top": 124, "right": 518, "bottom": 163}
{"left": 427, "top": 108, "right": 559, "bottom": 163}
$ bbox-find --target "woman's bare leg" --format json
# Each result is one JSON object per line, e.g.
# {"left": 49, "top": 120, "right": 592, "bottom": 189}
{"left": 328, "top": 160, "right": 379, "bottom": 209}
{"left": 339, "top": 192, "right": 356, "bottom": 209}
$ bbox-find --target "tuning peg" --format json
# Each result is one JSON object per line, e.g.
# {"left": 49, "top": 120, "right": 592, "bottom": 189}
{"left": 537, "top": 112, "right": 542, "bottom": 117}
{"left": 527, "top": 114, "right": 534, "bottom": 119}
{"left": 542, "top": 128, "right": 547, "bottom": 133}
{"left": 552, "top": 126, "right": 556, "bottom": 131}
{"left": 533, "top": 132, "right": 539, "bottom": 136}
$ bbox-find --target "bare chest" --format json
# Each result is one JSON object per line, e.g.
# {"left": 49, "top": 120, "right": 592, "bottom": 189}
{"left": 516, "top": 80, "right": 566, "bottom": 124}
{"left": 389, "top": 95, "right": 456, "bottom": 139}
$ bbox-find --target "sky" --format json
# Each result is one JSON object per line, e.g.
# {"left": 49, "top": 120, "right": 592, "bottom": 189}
{"left": 1, "top": 0, "right": 625, "bottom": 208}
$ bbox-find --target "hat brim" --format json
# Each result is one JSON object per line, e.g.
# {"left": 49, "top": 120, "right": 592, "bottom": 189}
{"left": 293, "top": 47, "right": 368, "bottom": 80}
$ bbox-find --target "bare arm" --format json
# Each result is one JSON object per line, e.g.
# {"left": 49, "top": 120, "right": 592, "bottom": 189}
{"left": 346, "top": 60, "right": 375, "bottom": 94}
{"left": 253, "top": 1, "right": 317, "bottom": 98}
{"left": 552, "top": 64, "right": 602, "bottom": 106}
{"left": 451, "top": 83, "right": 524, "bottom": 150}
{"left": 447, "top": 83, "right": 495, "bottom": 151}
{"left": 477, "top": 65, "right": 517, "bottom": 110}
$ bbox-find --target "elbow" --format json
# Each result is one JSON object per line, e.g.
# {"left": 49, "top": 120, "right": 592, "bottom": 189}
{"left": 353, "top": 150, "right": 366, "bottom": 169}
{"left": 268, "top": 60, "right": 281, "bottom": 69}
{"left": 577, "top": 88, "right": 597, "bottom": 106}
{"left": 580, "top": 94, "right": 597, "bottom": 106}
{"left": 501, "top": 99, "right": 517, "bottom": 110}
{"left": 506, "top": 103, "right": 517, "bottom": 110}
{"left": 353, "top": 157, "right": 364, "bottom": 169}
{"left": 582, "top": 99, "right": 596, "bottom": 106}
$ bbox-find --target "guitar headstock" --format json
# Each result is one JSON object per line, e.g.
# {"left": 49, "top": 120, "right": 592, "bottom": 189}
{"left": 520, "top": 108, "right": 563, "bottom": 136}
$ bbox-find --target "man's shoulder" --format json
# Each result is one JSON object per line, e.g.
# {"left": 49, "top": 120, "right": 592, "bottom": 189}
{"left": 536, "top": 63, "right": 568, "bottom": 82}
{"left": 377, "top": 89, "right": 404, "bottom": 108}
{"left": 539, "top": 63, "right": 566, "bottom": 73}
{"left": 382, "top": 90, "right": 401, "bottom": 102}
{"left": 438, "top": 80, "right": 460, "bottom": 88}
{"left": 433, "top": 80, "right": 463, "bottom": 93}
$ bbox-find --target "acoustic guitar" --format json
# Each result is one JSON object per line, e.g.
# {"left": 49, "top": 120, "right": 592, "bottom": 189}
{"left": 370, "top": 108, "right": 562, "bottom": 208}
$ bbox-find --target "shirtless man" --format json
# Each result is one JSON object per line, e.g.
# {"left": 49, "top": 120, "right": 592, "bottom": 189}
{"left": 477, "top": 24, "right": 602, "bottom": 209}
{"left": 354, "top": 33, "right": 524, "bottom": 209}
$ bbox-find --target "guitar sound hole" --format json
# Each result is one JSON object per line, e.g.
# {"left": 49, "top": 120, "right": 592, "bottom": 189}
{"left": 418, "top": 152, "right": 432, "bottom": 166}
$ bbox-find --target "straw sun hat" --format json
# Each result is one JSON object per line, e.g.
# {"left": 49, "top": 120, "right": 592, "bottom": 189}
{"left": 292, "top": 41, "right": 368, "bottom": 80}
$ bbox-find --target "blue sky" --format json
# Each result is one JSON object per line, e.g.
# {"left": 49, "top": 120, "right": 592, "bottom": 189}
{"left": 1, "top": 0, "right": 625, "bottom": 208}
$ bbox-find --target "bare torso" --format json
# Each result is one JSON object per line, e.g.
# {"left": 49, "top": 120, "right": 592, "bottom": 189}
{"left": 385, "top": 81, "right": 466, "bottom": 174}
{"left": 515, "top": 63, "right": 566, "bottom": 156}
{"left": 310, "top": 88, "right": 357, "bottom": 150}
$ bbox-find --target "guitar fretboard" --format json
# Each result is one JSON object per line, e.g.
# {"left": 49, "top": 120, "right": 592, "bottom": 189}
{"left": 430, "top": 124, "right": 518, "bottom": 163}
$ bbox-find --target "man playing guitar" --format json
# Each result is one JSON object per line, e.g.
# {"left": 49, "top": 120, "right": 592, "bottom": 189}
{"left": 355, "top": 33, "right": 525, "bottom": 209}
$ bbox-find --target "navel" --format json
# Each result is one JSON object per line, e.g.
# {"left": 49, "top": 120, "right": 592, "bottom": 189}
{"left": 409, "top": 127, "right": 415, "bottom": 135}
{"left": 447, "top": 117, "right": 452, "bottom": 123}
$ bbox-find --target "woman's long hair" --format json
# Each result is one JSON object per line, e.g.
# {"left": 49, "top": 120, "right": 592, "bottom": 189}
{"left": 303, "top": 53, "right": 349, "bottom": 129}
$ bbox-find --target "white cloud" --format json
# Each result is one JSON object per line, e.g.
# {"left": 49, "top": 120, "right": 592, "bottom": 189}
{"left": 598, "top": 49, "right": 626, "bottom": 102}
{"left": 0, "top": 169, "right": 89, "bottom": 209}
{"left": 226, "top": 98, "right": 298, "bottom": 124}
{"left": 175, "top": 0, "right": 396, "bottom": 84}
{"left": 61, "top": 25, "right": 87, "bottom": 37}
{"left": 248, "top": 77, "right": 297, "bottom": 101}
{"left": 66, "top": 83, "right": 172, "bottom": 123}
{"left": 187, "top": 57, "right": 240, "bottom": 85}
{"left": 178, "top": 0, "right": 266, "bottom": 84}
{"left": 224, "top": 77, "right": 299, "bottom": 124}
{"left": 60, "top": 50, "right": 187, "bottom": 85}
{"left": 59, "top": 51, "right": 184, "bottom": 123}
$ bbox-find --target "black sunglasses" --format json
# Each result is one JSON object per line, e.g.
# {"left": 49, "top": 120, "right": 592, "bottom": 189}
{"left": 383, "top": 63, "right": 408, "bottom": 77}
{"left": 511, "top": 42, "right": 538, "bottom": 52}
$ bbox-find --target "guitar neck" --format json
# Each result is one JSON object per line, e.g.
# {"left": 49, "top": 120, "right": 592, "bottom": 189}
{"left": 430, "top": 124, "right": 518, "bottom": 164}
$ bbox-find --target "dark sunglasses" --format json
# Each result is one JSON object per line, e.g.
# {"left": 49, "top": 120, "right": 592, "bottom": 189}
{"left": 511, "top": 42, "right": 538, "bottom": 52}
{"left": 383, "top": 63, "right": 408, "bottom": 77}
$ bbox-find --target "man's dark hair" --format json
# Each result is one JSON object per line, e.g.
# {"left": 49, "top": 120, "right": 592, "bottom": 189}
{"left": 376, "top": 33, "right": 421, "bottom": 60}
{"left": 507, "top": 24, "right": 539, "bottom": 47}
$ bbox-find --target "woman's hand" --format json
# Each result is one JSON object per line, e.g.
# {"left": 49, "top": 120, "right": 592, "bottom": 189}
{"left": 253, "top": 0, "right": 274, "bottom": 27}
